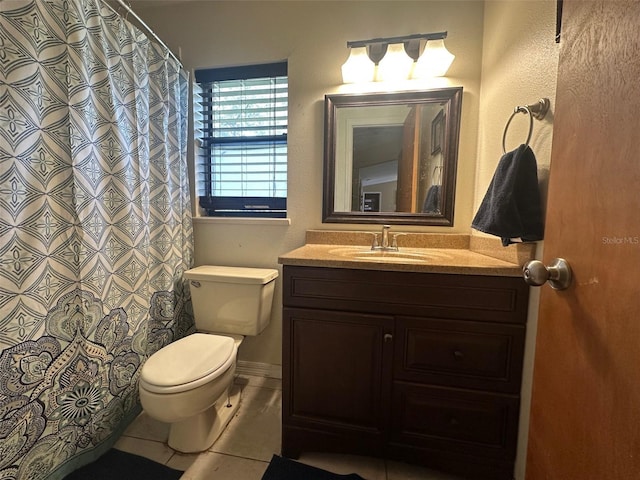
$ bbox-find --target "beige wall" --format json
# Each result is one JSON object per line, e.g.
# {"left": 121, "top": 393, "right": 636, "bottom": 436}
{"left": 475, "top": 2, "right": 559, "bottom": 478}
{"left": 135, "top": 0, "right": 559, "bottom": 426}
{"left": 475, "top": 0, "right": 559, "bottom": 215}
{"left": 134, "top": 0, "right": 486, "bottom": 366}
{"left": 135, "top": 2, "right": 559, "bottom": 477}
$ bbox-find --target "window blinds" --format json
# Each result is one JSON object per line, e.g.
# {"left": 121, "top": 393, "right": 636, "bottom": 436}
{"left": 195, "top": 62, "right": 287, "bottom": 217}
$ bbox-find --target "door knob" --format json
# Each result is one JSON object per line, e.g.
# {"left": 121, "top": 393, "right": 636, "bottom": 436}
{"left": 523, "top": 258, "right": 572, "bottom": 290}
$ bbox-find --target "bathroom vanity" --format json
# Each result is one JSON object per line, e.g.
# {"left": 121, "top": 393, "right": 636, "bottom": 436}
{"left": 279, "top": 233, "right": 532, "bottom": 480}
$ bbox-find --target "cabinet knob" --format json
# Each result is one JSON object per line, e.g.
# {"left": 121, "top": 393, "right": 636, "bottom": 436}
{"left": 384, "top": 333, "right": 393, "bottom": 343}
{"left": 453, "top": 350, "right": 464, "bottom": 359}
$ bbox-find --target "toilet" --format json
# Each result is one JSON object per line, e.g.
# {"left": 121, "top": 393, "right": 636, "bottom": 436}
{"left": 138, "top": 265, "right": 279, "bottom": 453}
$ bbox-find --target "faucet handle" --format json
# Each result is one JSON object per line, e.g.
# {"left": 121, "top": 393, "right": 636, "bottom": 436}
{"left": 371, "top": 233, "right": 380, "bottom": 249}
{"left": 391, "top": 233, "right": 406, "bottom": 250}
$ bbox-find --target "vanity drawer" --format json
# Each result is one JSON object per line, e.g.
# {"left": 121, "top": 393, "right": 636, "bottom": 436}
{"left": 395, "top": 316, "right": 525, "bottom": 393}
{"left": 283, "top": 266, "right": 529, "bottom": 324}
{"left": 390, "top": 382, "right": 519, "bottom": 461}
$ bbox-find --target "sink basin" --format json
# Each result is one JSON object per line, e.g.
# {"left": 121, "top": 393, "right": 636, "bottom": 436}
{"left": 327, "top": 246, "right": 451, "bottom": 264}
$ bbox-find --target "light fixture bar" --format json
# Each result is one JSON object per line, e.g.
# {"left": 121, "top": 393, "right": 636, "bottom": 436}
{"left": 346, "top": 31, "right": 447, "bottom": 49}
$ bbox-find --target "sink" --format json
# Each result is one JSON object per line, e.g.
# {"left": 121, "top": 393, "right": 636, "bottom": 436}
{"left": 327, "top": 246, "right": 451, "bottom": 264}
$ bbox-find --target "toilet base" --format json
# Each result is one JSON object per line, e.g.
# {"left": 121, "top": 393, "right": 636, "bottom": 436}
{"left": 167, "top": 385, "right": 242, "bottom": 453}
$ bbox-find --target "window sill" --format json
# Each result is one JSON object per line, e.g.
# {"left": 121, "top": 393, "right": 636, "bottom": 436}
{"left": 193, "top": 216, "right": 291, "bottom": 226}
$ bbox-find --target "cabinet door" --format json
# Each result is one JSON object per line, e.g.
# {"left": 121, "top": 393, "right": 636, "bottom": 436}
{"left": 283, "top": 307, "right": 393, "bottom": 438}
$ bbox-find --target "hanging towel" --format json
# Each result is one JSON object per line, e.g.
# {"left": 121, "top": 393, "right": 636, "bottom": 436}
{"left": 471, "top": 144, "right": 544, "bottom": 246}
{"left": 422, "top": 184, "right": 440, "bottom": 213}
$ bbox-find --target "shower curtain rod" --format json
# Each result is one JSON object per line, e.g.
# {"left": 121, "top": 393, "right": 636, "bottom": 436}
{"left": 102, "top": 0, "right": 183, "bottom": 68}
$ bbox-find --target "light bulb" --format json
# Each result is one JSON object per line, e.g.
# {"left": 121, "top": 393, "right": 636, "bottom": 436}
{"left": 377, "top": 43, "right": 413, "bottom": 82}
{"left": 413, "top": 39, "right": 455, "bottom": 78}
{"left": 341, "top": 46, "right": 375, "bottom": 83}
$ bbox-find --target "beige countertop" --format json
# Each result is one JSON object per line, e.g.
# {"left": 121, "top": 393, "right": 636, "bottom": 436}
{"left": 278, "top": 231, "right": 536, "bottom": 277}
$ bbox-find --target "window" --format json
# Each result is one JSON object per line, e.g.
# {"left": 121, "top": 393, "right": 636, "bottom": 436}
{"left": 194, "top": 62, "right": 288, "bottom": 217}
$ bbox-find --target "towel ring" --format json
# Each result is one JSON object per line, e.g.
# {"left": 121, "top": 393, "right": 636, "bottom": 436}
{"left": 502, "top": 98, "right": 550, "bottom": 153}
{"left": 432, "top": 165, "right": 443, "bottom": 184}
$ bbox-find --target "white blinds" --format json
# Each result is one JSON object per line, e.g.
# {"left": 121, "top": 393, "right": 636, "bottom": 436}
{"left": 195, "top": 76, "right": 288, "bottom": 199}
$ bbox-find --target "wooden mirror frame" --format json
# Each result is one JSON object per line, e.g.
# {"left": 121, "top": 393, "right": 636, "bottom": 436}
{"left": 322, "top": 87, "right": 463, "bottom": 226}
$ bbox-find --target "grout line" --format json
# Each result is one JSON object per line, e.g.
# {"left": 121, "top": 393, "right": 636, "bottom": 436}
{"left": 121, "top": 433, "right": 168, "bottom": 442}
{"left": 207, "top": 446, "right": 274, "bottom": 464}
{"left": 205, "top": 450, "right": 271, "bottom": 465}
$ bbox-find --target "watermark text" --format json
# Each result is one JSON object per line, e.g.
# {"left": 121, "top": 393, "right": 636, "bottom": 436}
{"left": 602, "top": 236, "right": 639, "bottom": 245}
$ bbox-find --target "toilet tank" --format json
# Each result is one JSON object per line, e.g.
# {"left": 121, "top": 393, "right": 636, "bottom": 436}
{"left": 184, "top": 266, "right": 279, "bottom": 336}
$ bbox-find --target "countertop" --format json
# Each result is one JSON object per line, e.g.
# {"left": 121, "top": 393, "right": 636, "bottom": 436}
{"left": 278, "top": 231, "right": 536, "bottom": 277}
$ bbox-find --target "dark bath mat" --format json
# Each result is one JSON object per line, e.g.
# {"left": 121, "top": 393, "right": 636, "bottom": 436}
{"left": 64, "top": 448, "right": 183, "bottom": 480}
{"left": 261, "top": 455, "right": 366, "bottom": 480}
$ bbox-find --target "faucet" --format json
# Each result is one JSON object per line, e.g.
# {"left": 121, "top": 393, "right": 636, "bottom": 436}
{"left": 381, "top": 224, "right": 391, "bottom": 249}
{"left": 371, "top": 225, "right": 399, "bottom": 251}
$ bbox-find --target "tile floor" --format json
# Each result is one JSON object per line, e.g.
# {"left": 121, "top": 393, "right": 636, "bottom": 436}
{"left": 114, "top": 374, "right": 465, "bottom": 480}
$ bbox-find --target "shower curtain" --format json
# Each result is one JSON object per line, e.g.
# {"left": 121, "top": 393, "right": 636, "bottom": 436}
{"left": 0, "top": 1, "right": 193, "bottom": 478}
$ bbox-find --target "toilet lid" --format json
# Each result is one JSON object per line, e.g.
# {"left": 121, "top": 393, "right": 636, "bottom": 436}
{"left": 140, "top": 333, "right": 236, "bottom": 394}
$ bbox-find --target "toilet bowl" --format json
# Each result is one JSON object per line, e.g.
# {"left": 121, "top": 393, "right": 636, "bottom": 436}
{"left": 138, "top": 265, "right": 278, "bottom": 453}
{"left": 139, "top": 333, "right": 242, "bottom": 452}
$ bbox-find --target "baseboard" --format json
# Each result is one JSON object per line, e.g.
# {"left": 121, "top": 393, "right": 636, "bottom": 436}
{"left": 236, "top": 360, "right": 282, "bottom": 379}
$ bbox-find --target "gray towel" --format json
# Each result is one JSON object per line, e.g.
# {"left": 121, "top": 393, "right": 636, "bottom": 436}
{"left": 422, "top": 184, "right": 440, "bottom": 213}
{"left": 472, "top": 144, "right": 543, "bottom": 246}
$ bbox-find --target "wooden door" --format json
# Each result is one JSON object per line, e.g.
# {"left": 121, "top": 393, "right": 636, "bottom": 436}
{"left": 526, "top": 1, "right": 640, "bottom": 478}
{"left": 396, "top": 106, "right": 420, "bottom": 212}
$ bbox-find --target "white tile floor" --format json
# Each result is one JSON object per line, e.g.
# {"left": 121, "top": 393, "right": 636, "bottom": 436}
{"left": 114, "top": 375, "right": 465, "bottom": 480}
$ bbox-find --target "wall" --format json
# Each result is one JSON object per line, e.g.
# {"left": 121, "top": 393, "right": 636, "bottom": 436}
{"left": 475, "top": 1, "right": 560, "bottom": 478}
{"left": 134, "top": 2, "right": 560, "bottom": 477}
{"left": 133, "top": 0, "right": 485, "bottom": 367}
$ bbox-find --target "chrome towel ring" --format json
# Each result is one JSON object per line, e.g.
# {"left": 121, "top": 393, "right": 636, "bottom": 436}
{"left": 502, "top": 98, "right": 550, "bottom": 153}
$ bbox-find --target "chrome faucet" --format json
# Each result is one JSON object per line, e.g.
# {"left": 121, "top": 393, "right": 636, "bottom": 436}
{"left": 371, "top": 225, "right": 399, "bottom": 251}
{"left": 381, "top": 224, "right": 391, "bottom": 249}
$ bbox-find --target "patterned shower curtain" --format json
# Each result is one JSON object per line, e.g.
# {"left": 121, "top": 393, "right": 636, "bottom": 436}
{"left": 0, "top": 1, "right": 193, "bottom": 478}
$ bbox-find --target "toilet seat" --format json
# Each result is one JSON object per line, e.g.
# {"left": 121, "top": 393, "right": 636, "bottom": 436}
{"left": 140, "top": 333, "right": 237, "bottom": 394}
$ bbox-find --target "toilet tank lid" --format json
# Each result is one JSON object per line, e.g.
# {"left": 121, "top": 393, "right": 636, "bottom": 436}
{"left": 184, "top": 265, "right": 279, "bottom": 284}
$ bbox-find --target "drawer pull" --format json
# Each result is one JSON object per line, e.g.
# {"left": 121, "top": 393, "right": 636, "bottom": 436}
{"left": 384, "top": 333, "right": 393, "bottom": 343}
{"left": 453, "top": 350, "right": 464, "bottom": 359}
{"left": 449, "top": 416, "right": 460, "bottom": 426}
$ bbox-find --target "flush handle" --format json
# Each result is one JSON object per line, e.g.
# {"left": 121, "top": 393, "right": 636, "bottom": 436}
{"left": 523, "top": 258, "right": 572, "bottom": 290}
{"left": 190, "top": 280, "right": 201, "bottom": 288}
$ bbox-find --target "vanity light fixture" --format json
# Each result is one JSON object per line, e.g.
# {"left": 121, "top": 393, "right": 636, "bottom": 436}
{"left": 341, "top": 31, "right": 454, "bottom": 84}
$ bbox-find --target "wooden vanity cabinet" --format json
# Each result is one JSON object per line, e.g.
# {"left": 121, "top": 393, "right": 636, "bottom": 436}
{"left": 282, "top": 265, "right": 529, "bottom": 480}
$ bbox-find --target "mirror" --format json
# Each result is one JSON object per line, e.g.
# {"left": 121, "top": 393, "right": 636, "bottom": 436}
{"left": 323, "top": 87, "right": 462, "bottom": 225}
